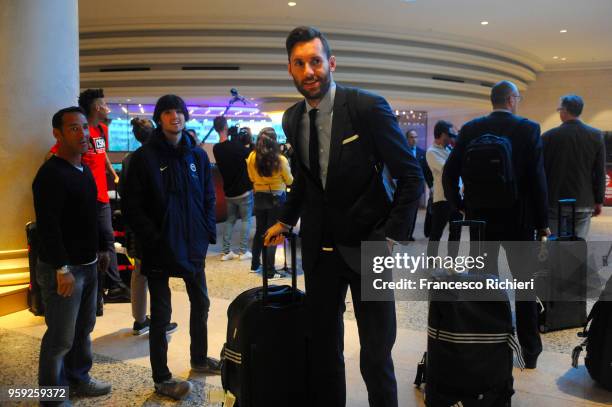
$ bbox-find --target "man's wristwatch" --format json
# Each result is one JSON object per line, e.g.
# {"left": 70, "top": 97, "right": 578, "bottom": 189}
{"left": 56, "top": 265, "right": 69, "bottom": 275}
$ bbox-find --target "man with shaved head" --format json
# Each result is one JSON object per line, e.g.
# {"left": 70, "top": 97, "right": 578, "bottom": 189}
{"left": 443, "top": 80, "right": 549, "bottom": 369}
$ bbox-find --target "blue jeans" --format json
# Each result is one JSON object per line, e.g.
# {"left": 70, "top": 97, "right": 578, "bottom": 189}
{"left": 548, "top": 207, "right": 592, "bottom": 239}
{"left": 222, "top": 192, "right": 253, "bottom": 254}
{"left": 37, "top": 261, "right": 97, "bottom": 387}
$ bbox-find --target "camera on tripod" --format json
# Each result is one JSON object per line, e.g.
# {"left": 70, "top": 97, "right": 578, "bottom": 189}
{"left": 228, "top": 124, "right": 253, "bottom": 147}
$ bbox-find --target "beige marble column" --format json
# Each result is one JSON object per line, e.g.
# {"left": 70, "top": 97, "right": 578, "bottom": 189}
{"left": 0, "top": 0, "right": 80, "bottom": 250}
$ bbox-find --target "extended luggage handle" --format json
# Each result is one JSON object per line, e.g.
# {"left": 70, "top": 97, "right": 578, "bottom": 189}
{"left": 450, "top": 220, "right": 486, "bottom": 257}
{"left": 557, "top": 198, "right": 576, "bottom": 238}
{"left": 262, "top": 232, "right": 299, "bottom": 304}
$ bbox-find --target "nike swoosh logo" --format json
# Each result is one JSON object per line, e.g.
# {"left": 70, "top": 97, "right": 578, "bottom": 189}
{"left": 160, "top": 166, "right": 168, "bottom": 172}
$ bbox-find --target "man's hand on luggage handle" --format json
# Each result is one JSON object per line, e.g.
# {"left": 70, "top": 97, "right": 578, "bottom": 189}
{"left": 264, "top": 222, "right": 290, "bottom": 246}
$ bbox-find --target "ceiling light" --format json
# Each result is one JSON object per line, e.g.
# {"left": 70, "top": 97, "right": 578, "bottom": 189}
{"left": 553, "top": 56, "right": 559, "bottom": 59}
{"left": 560, "top": 29, "right": 567, "bottom": 33}
{"left": 481, "top": 21, "right": 489, "bottom": 25}
{"left": 126, "top": 99, "right": 131, "bottom": 102}
{"left": 288, "top": 2, "right": 297, "bottom": 6}
{"left": 561, "top": 57, "right": 567, "bottom": 61}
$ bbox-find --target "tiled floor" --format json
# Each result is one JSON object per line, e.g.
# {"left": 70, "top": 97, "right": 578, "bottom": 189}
{"left": 1, "top": 208, "right": 611, "bottom": 406}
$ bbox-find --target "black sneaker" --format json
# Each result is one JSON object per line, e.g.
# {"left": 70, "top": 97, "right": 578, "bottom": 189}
{"left": 190, "top": 357, "right": 222, "bottom": 375}
{"left": 133, "top": 317, "right": 178, "bottom": 336}
{"left": 165, "top": 322, "right": 178, "bottom": 335}
{"left": 104, "top": 286, "right": 131, "bottom": 303}
{"left": 154, "top": 378, "right": 192, "bottom": 400}
{"left": 133, "top": 316, "right": 151, "bottom": 336}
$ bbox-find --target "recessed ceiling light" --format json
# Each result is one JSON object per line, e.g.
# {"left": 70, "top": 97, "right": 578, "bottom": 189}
{"left": 288, "top": 2, "right": 297, "bottom": 6}
{"left": 481, "top": 21, "right": 489, "bottom": 25}
{"left": 553, "top": 56, "right": 559, "bottom": 59}
{"left": 560, "top": 29, "right": 567, "bottom": 33}
{"left": 126, "top": 99, "right": 131, "bottom": 102}
{"left": 561, "top": 57, "right": 567, "bottom": 61}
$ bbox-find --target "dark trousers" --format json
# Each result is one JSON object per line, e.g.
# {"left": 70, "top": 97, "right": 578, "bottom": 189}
{"left": 304, "top": 249, "right": 398, "bottom": 407}
{"left": 407, "top": 198, "right": 419, "bottom": 239}
{"left": 423, "top": 194, "right": 433, "bottom": 238}
{"left": 97, "top": 201, "right": 122, "bottom": 288}
{"left": 37, "top": 261, "right": 97, "bottom": 387}
{"left": 427, "top": 200, "right": 463, "bottom": 258}
{"left": 251, "top": 193, "right": 285, "bottom": 274}
{"left": 147, "top": 268, "right": 210, "bottom": 383}
{"left": 466, "top": 209, "right": 542, "bottom": 360}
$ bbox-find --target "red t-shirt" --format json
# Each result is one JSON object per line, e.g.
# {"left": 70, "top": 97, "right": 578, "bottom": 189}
{"left": 50, "top": 122, "right": 110, "bottom": 203}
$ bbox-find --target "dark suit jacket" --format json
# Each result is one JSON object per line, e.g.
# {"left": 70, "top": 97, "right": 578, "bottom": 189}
{"left": 280, "top": 85, "right": 424, "bottom": 274}
{"left": 416, "top": 146, "right": 433, "bottom": 189}
{"left": 442, "top": 111, "right": 548, "bottom": 231}
{"left": 542, "top": 119, "right": 605, "bottom": 208}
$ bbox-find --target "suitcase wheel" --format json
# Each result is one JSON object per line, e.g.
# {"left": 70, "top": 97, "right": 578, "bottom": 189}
{"left": 539, "top": 325, "right": 549, "bottom": 333}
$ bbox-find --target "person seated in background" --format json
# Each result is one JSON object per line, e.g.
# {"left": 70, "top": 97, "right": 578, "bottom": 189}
{"left": 247, "top": 127, "right": 293, "bottom": 278}
{"left": 34, "top": 107, "right": 112, "bottom": 405}
{"left": 120, "top": 117, "right": 178, "bottom": 336}
{"left": 212, "top": 115, "right": 254, "bottom": 261}
{"left": 542, "top": 94, "right": 606, "bottom": 239}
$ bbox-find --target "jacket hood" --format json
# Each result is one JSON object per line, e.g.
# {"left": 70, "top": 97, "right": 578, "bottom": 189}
{"left": 150, "top": 128, "right": 197, "bottom": 156}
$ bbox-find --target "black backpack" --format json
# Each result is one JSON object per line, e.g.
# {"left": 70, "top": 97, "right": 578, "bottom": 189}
{"left": 461, "top": 122, "right": 524, "bottom": 209}
{"left": 571, "top": 278, "right": 612, "bottom": 391}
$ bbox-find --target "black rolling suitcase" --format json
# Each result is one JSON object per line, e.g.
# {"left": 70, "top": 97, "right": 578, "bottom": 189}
{"left": 537, "top": 199, "right": 587, "bottom": 333}
{"left": 221, "top": 233, "right": 308, "bottom": 407}
{"left": 26, "top": 221, "right": 44, "bottom": 316}
{"left": 572, "top": 276, "right": 612, "bottom": 391}
{"left": 415, "top": 220, "right": 522, "bottom": 407}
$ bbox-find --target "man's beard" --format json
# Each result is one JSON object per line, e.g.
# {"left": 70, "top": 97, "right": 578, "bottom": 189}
{"left": 294, "top": 74, "right": 331, "bottom": 101}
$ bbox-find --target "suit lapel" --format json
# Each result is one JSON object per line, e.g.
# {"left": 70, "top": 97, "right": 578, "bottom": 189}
{"left": 290, "top": 101, "right": 306, "bottom": 166}
{"left": 326, "top": 86, "right": 348, "bottom": 190}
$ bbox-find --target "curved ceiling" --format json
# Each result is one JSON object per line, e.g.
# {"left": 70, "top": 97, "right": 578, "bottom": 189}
{"left": 79, "top": 0, "right": 612, "bottom": 66}
{"left": 77, "top": 0, "right": 612, "bottom": 112}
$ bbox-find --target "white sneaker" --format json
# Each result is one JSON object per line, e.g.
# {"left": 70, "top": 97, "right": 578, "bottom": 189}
{"left": 239, "top": 251, "right": 253, "bottom": 261}
{"left": 221, "top": 251, "right": 237, "bottom": 261}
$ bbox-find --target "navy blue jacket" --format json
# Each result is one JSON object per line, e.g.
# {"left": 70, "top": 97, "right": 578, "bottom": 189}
{"left": 443, "top": 111, "right": 548, "bottom": 231}
{"left": 123, "top": 129, "right": 216, "bottom": 277}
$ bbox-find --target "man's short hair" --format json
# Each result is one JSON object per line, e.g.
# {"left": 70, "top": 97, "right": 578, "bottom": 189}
{"left": 78, "top": 88, "right": 104, "bottom": 117}
{"left": 434, "top": 120, "right": 455, "bottom": 139}
{"left": 490, "top": 80, "right": 517, "bottom": 106}
{"left": 406, "top": 129, "right": 417, "bottom": 137}
{"left": 152, "top": 94, "right": 190, "bottom": 125}
{"left": 560, "top": 94, "right": 584, "bottom": 117}
{"left": 52, "top": 106, "right": 86, "bottom": 130}
{"left": 213, "top": 115, "right": 228, "bottom": 133}
{"left": 285, "top": 26, "right": 331, "bottom": 60}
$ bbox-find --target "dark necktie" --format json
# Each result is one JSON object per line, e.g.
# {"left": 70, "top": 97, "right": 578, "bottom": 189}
{"left": 308, "top": 108, "right": 321, "bottom": 183}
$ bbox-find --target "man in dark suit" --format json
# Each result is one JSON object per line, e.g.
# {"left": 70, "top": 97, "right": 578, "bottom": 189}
{"left": 442, "top": 80, "right": 550, "bottom": 369}
{"left": 406, "top": 129, "right": 433, "bottom": 240}
{"left": 542, "top": 94, "right": 605, "bottom": 239}
{"left": 264, "top": 26, "right": 423, "bottom": 407}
